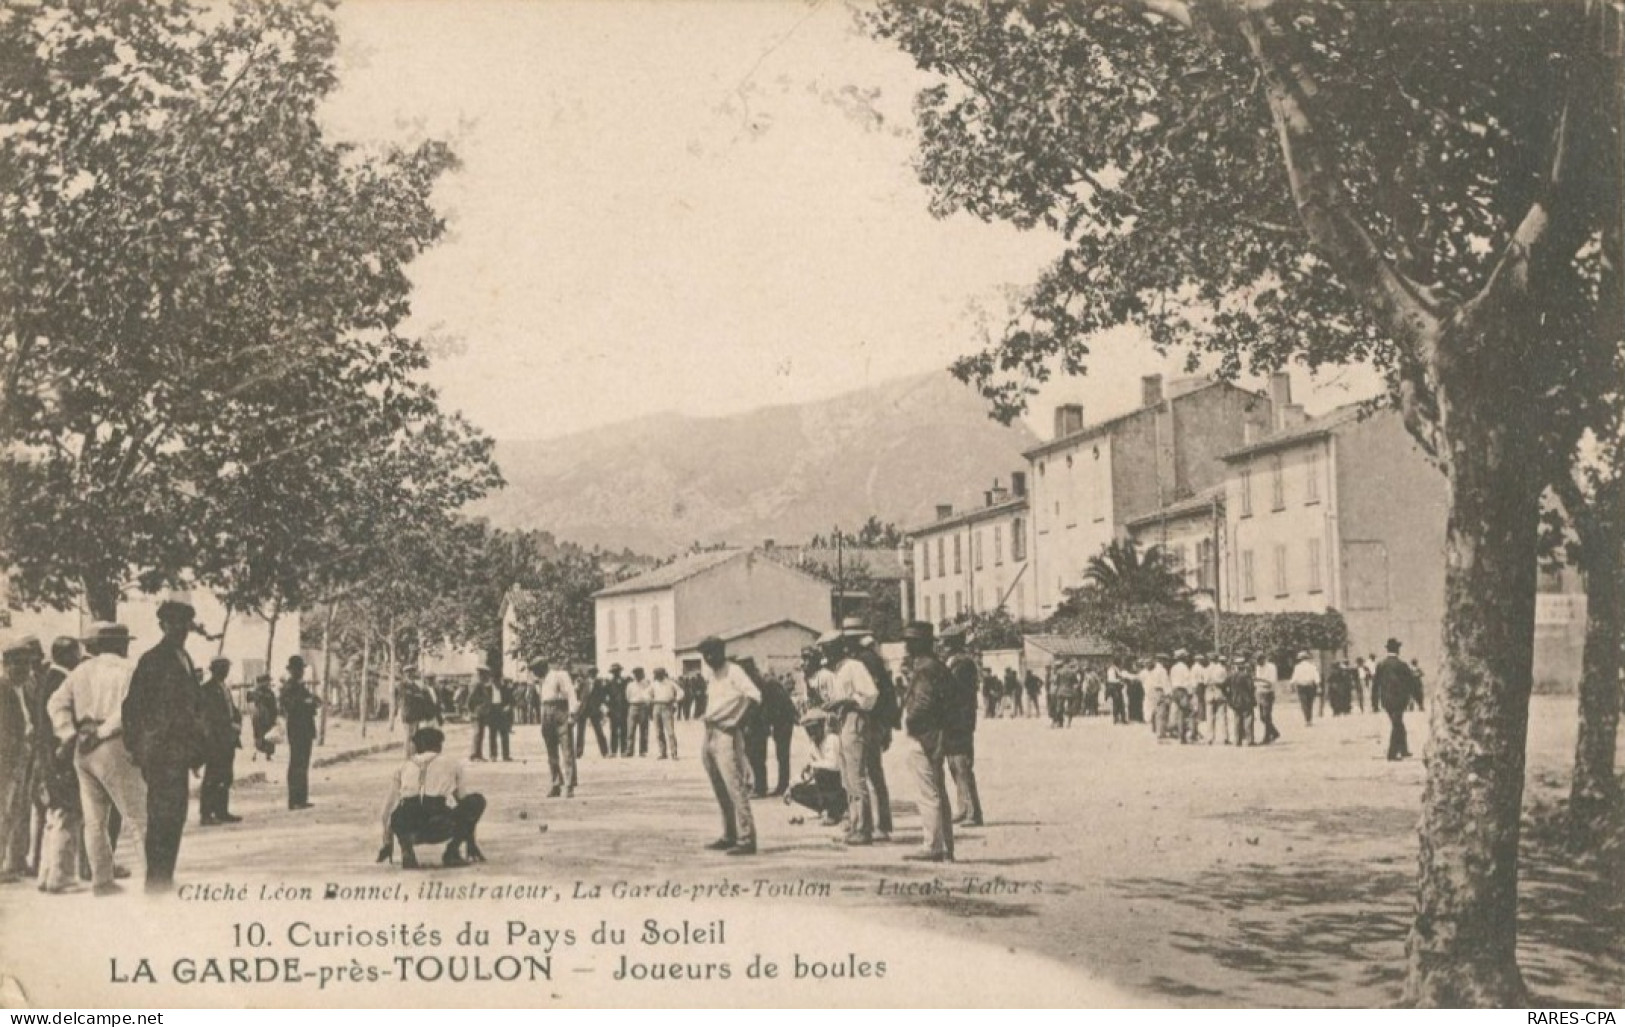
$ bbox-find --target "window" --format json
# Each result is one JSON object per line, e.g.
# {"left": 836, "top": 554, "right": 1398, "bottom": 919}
{"left": 1307, "top": 537, "right": 1323, "bottom": 593}
{"left": 1195, "top": 538, "right": 1214, "bottom": 592}
{"left": 1271, "top": 454, "right": 1286, "bottom": 511}
{"left": 1012, "top": 518, "right": 1027, "bottom": 561}
{"left": 954, "top": 534, "right": 963, "bottom": 574}
{"left": 974, "top": 530, "right": 984, "bottom": 571}
{"left": 607, "top": 609, "right": 618, "bottom": 649}
{"left": 628, "top": 605, "right": 639, "bottom": 646}
{"left": 1240, "top": 468, "right": 1254, "bottom": 517}
{"left": 1273, "top": 543, "right": 1289, "bottom": 596}
{"left": 650, "top": 605, "right": 661, "bottom": 645}
{"left": 920, "top": 542, "right": 930, "bottom": 581}
{"left": 1241, "top": 550, "right": 1256, "bottom": 601}
{"left": 994, "top": 525, "right": 1004, "bottom": 566}
{"left": 1305, "top": 448, "right": 1321, "bottom": 503}
{"left": 936, "top": 538, "right": 946, "bottom": 578}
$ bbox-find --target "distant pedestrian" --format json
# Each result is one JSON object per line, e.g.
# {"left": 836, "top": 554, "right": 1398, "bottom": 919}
{"left": 1105, "top": 660, "right": 1127, "bottom": 724}
{"left": 197, "top": 658, "right": 242, "bottom": 826}
{"left": 279, "top": 656, "right": 319, "bottom": 811}
{"left": 1377, "top": 640, "right": 1423, "bottom": 760}
{"left": 1254, "top": 654, "right": 1280, "bottom": 744}
{"left": 1291, "top": 651, "right": 1320, "bottom": 726}
{"left": 1024, "top": 669, "right": 1043, "bottom": 719}
{"left": 530, "top": 658, "right": 578, "bottom": 798}
{"left": 466, "top": 666, "right": 494, "bottom": 761}
{"left": 605, "top": 665, "right": 629, "bottom": 758}
{"left": 650, "top": 668, "right": 680, "bottom": 759}
{"left": 697, "top": 637, "right": 758, "bottom": 856}
{"left": 249, "top": 676, "right": 279, "bottom": 760}
{"left": 488, "top": 674, "right": 514, "bottom": 762}
{"left": 1226, "top": 655, "right": 1255, "bottom": 745}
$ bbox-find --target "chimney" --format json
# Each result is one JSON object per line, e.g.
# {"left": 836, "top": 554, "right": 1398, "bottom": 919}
{"left": 1282, "top": 404, "right": 1309, "bottom": 429}
{"left": 983, "top": 490, "right": 993, "bottom": 507}
{"left": 1053, "top": 403, "right": 1085, "bottom": 439}
{"left": 989, "top": 477, "right": 1009, "bottom": 505}
{"left": 763, "top": 538, "right": 775, "bottom": 550}
{"left": 936, "top": 503, "right": 954, "bottom": 521}
{"left": 1011, "top": 471, "right": 1027, "bottom": 497}
{"left": 1141, "top": 374, "right": 1164, "bottom": 407}
{"left": 1268, "top": 372, "right": 1292, "bottom": 428}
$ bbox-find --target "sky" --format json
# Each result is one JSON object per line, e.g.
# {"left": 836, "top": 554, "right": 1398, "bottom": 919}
{"left": 320, "top": 0, "right": 1379, "bottom": 442}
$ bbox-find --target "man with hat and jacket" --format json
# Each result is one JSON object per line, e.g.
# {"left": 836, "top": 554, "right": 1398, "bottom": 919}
{"left": 198, "top": 658, "right": 243, "bottom": 825}
{"left": 48, "top": 621, "right": 142, "bottom": 895}
{"left": 1375, "top": 639, "right": 1423, "bottom": 760}
{"left": 843, "top": 618, "right": 897, "bottom": 841}
{"left": 939, "top": 625, "right": 985, "bottom": 827}
{"left": 900, "top": 620, "right": 954, "bottom": 863}
{"left": 123, "top": 598, "right": 208, "bottom": 892}
{"left": 279, "top": 656, "right": 319, "bottom": 811}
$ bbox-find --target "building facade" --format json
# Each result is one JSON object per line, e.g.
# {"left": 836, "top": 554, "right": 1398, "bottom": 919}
{"left": 591, "top": 548, "right": 832, "bottom": 677}
{"left": 1025, "top": 374, "right": 1273, "bottom": 617}
{"left": 909, "top": 474, "right": 1035, "bottom": 626}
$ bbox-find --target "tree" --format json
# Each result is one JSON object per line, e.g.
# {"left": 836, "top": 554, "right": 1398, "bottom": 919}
{"left": 1081, "top": 539, "right": 1189, "bottom": 606}
{"left": 1051, "top": 540, "right": 1208, "bottom": 657}
{"left": 508, "top": 551, "right": 605, "bottom": 670}
{"left": 0, "top": 0, "right": 495, "bottom": 618}
{"left": 869, "top": 1, "right": 1622, "bottom": 1003}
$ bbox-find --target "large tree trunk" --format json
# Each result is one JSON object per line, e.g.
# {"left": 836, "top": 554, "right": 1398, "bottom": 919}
{"left": 83, "top": 576, "right": 119, "bottom": 623}
{"left": 1568, "top": 515, "right": 1623, "bottom": 844}
{"left": 1405, "top": 359, "right": 1543, "bottom": 1007}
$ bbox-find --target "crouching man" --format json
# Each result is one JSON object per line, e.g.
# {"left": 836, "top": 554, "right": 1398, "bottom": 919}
{"left": 377, "top": 727, "right": 486, "bottom": 869}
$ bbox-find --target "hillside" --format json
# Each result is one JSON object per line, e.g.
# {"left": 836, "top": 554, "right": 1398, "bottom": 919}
{"left": 470, "top": 370, "right": 1039, "bottom": 554}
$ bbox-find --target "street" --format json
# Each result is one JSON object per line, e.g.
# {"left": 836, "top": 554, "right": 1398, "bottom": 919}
{"left": 4, "top": 694, "right": 1616, "bottom": 1008}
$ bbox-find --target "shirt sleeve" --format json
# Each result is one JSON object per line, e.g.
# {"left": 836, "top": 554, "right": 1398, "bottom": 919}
{"left": 99, "top": 662, "right": 134, "bottom": 739}
{"left": 849, "top": 662, "right": 878, "bottom": 711}
{"left": 48, "top": 668, "right": 78, "bottom": 741}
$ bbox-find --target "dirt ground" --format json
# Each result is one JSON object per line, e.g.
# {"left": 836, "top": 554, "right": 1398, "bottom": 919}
{"left": 2, "top": 695, "right": 1619, "bottom": 1008}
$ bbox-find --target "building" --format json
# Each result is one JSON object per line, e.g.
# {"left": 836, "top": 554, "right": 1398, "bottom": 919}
{"left": 908, "top": 473, "right": 1035, "bottom": 626}
{"left": 762, "top": 543, "right": 911, "bottom": 624}
{"left": 672, "top": 618, "right": 822, "bottom": 677}
{"left": 1125, "top": 487, "right": 1225, "bottom": 608}
{"left": 1025, "top": 374, "right": 1273, "bottom": 616}
{"left": 590, "top": 548, "right": 833, "bottom": 678}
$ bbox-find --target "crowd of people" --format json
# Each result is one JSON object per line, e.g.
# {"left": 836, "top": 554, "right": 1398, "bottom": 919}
{"left": 0, "top": 599, "right": 1430, "bottom": 889}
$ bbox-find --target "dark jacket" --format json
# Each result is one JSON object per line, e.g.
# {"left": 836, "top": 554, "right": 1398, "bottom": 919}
{"left": 1374, "top": 656, "right": 1421, "bottom": 713}
{"left": 280, "top": 680, "right": 319, "bottom": 741}
{"left": 123, "top": 642, "right": 204, "bottom": 770}
{"left": 1225, "top": 668, "right": 1254, "bottom": 711}
{"left": 199, "top": 676, "right": 241, "bottom": 754}
{"left": 903, "top": 654, "right": 954, "bottom": 757}
{"left": 853, "top": 647, "right": 900, "bottom": 733}
{"left": 944, "top": 652, "right": 980, "bottom": 754}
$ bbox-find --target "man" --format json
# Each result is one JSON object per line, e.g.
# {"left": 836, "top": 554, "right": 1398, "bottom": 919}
{"left": 1254, "top": 653, "right": 1281, "bottom": 744}
{"left": 123, "top": 599, "right": 210, "bottom": 892}
{"left": 605, "top": 664, "right": 629, "bottom": 758}
{"left": 900, "top": 621, "right": 954, "bottom": 863}
{"left": 279, "top": 656, "right": 319, "bottom": 811}
{"left": 1206, "top": 653, "right": 1232, "bottom": 745}
{"left": 802, "top": 646, "right": 834, "bottom": 710}
{"left": 531, "top": 658, "right": 579, "bottom": 798}
{"left": 1024, "top": 668, "right": 1043, "bottom": 719}
{"left": 48, "top": 622, "right": 143, "bottom": 895}
{"left": 378, "top": 726, "right": 486, "bottom": 869}
{"left": 0, "top": 641, "right": 34, "bottom": 885}
{"left": 821, "top": 630, "right": 878, "bottom": 845}
{"left": 1290, "top": 651, "right": 1321, "bottom": 726}
{"left": 1105, "top": 659, "right": 1127, "bottom": 724}
{"left": 981, "top": 668, "right": 1000, "bottom": 719}
{"left": 35, "top": 637, "right": 88, "bottom": 892}
{"left": 625, "top": 668, "right": 652, "bottom": 757}
{"left": 697, "top": 637, "right": 758, "bottom": 855}
{"left": 741, "top": 666, "right": 796, "bottom": 797}
{"left": 487, "top": 672, "right": 514, "bottom": 762}
{"left": 1226, "top": 655, "right": 1256, "bottom": 746}
{"left": 1376, "top": 639, "right": 1423, "bottom": 761}
{"left": 197, "top": 658, "right": 243, "bottom": 826}
{"left": 845, "top": 622, "right": 896, "bottom": 841}
{"left": 1, "top": 637, "right": 47, "bottom": 880}
{"left": 1351, "top": 656, "right": 1370, "bottom": 713}
{"left": 650, "top": 668, "right": 680, "bottom": 759}
{"left": 573, "top": 672, "right": 610, "bottom": 759}
{"left": 1125, "top": 657, "right": 1150, "bottom": 723}
{"left": 466, "top": 665, "right": 494, "bottom": 761}
{"left": 940, "top": 626, "right": 984, "bottom": 827}
{"left": 1004, "top": 667, "right": 1023, "bottom": 717}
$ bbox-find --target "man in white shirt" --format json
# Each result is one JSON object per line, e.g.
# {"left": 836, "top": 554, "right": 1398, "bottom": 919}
{"left": 378, "top": 726, "right": 486, "bottom": 869}
{"left": 649, "top": 668, "right": 680, "bottom": 760}
{"left": 46, "top": 622, "right": 143, "bottom": 895}
{"left": 1291, "top": 651, "right": 1322, "bottom": 726}
{"left": 626, "top": 668, "right": 653, "bottom": 757}
{"left": 698, "top": 637, "right": 758, "bottom": 855}
{"left": 529, "top": 658, "right": 578, "bottom": 798}
{"left": 821, "top": 630, "right": 878, "bottom": 845}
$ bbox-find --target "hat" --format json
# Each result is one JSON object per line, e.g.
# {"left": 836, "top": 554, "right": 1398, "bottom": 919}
{"left": 816, "top": 629, "right": 845, "bottom": 648}
{"left": 528, "top": 656, "right": 551, "bottom": 672}
{"left": 1298, "top": 650, "right": 1312, "bottom": 660}
{"left": 209, "top": 657, "right": 231, "bottom": 671}
{"left": 2, "top": 637, "right": 34, "bottom": 660}
{"left": 902, "top": 620, "right": 934, "bottom": 642}
{"left": 840, "top": 616, "right": 868, "bottom": 636}
{"left": 1386, "top": 638, "right": 1402, "bottom": 653}
{"left": 156, "top": 597, "right": 196, "bottom": 622}
{"left": 287, "top": 654, "right": 305, "bottom": 668}
{"left": 609, "top": 662, "right": 622, "bottom": 672}
{"left": 800, "top": 645, "right": 821, "bottom": 660}
{"left": 653, "top": 667, "right": 668, "bottom": 678}
{"left": 697, "top": 636, "right": 726, "bottom": 654}
{"left": 1174, "top": 648, "right": 1189, "bottom": 658}
{"left": 81, "top": 622, "right": 130, "bottom": 645}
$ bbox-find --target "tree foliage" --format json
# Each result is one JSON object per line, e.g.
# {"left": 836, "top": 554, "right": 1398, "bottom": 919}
{"left": 508, "top": 551, "right": 605, "bottom": 671}
{"left": 0, "top": 0, "right": 498, "bottom": 618}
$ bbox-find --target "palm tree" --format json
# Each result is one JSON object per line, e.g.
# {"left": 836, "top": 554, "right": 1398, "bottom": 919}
{"left": 1081, "top": 539, "right": 1189, "bottom": 606}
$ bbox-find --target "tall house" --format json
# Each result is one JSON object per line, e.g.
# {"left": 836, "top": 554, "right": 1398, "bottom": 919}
{"left": 1025, "top": 374, "right": 1272, "bottom": 616}
{"left": 909, "top": 474, "right": 1034, "bottom": 626}
{"left": 1220, "top": 378, "right": 1451, "bottom": 671}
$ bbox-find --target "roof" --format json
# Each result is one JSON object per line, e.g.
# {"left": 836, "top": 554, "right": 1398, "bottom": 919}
{"left": 1125, "top": 486, "right": 1226, "bottom": 530}
{"left": 907, "top": 495, "right": 1028, "bottom": 537}
{"left": 1024, "top": 633, "right": 1114, "bottom": 658}
{"left": 765, "top": 546, "right": 910, "bottom": 581}
{"left": 675, "top": 618, "right": 823, "bottom": 652}
{"left": 593, "top": 548, "right": 746, "bottom": 598}
{"left": 1024, "top": 379, "right": 1264, "bottom": 460}
{"left": 1221, "top": 401, "right": 1376, "bottom": 462}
